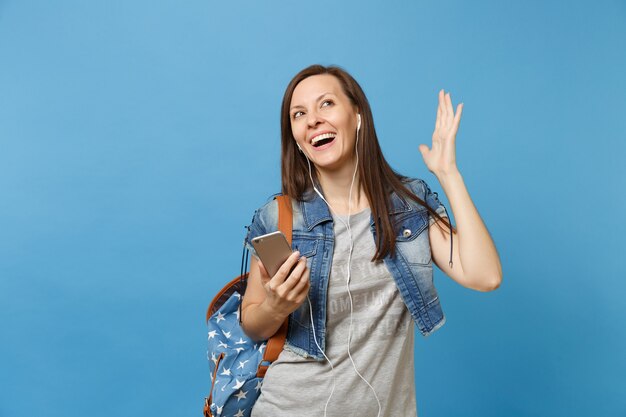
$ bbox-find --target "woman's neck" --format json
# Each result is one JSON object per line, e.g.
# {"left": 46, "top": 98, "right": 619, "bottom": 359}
{"left": 316, "top": 161, "right": 369, "bottom": 215}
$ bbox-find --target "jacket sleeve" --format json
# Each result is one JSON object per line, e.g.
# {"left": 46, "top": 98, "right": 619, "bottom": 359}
{"left": 244, "top": 208, "right": 267, "bottom": 259}
{"left": 418, "top": 179, "right": 449, "bottom": 226}
{"left": 243, "top": 197, "right": 280, "bottom": 259}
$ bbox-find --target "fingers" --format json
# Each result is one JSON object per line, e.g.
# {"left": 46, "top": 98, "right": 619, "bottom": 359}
{"left": 266, "top": 256, "right": 310, "bottom": 304}
{"left": 273, "top": 256, "right": 308, "bottom": 295}
{"left": 264, "top": 253, "right": 311, "bottom": 308}
{"left": 436, "top": 90, "right": 443, "bottom": 130}
{"left": 266, "top": 251, "right": 301, "bottom": 291}
{"left": 437, "top": 89, "right": 454, "bottom": 132}
{"left": 436, "top": 99, "right": 442, "bottom": 130}
{"left": 289, "top": 267, "right": 311, "bottom": 301}
{"left": 445, "top": 91, "right": 453, "bottom": 122}
{"left": 282, "top": 257, "right": 309, "bottom": 292}
{"left": 418, "top": 143, "right": 430, "bottom": 158}
{"left": 438, "top": 89, "right": 461, "bottom": 133}
{"left": 439, "top": 89, "right": 445, "bottom": 117}
{"left": 452, "top": 103, "right": 463, "bottom": 135}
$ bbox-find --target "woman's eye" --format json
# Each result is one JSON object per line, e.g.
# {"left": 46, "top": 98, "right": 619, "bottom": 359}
{"left": 321, "top": 100, "right": 333, "bottom": 107}
{"left": 293, "top": 111, "right": 303, "bottom": 119}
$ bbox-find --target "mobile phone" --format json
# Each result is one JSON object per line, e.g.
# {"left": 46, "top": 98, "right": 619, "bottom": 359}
{"left": 251, "top": 231, "right": 294, "bottom": 277}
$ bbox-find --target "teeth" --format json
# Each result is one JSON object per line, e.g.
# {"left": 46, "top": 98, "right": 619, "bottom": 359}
{"left": 311, "top": 133, "right": 336, "bottom": 145}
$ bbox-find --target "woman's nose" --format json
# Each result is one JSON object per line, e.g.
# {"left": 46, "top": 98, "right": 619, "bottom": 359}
{"left": 306, "top": 111, "right": 321, "bottom": 127}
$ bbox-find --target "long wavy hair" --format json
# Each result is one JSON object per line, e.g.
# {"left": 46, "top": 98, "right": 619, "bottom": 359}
{"left": 280, "top": 64, "right": 455, "bottom": 261}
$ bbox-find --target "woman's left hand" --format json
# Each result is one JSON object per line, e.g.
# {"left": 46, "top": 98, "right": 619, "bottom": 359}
{"left": 419, "top": 89, "right": 463, "bottom": 177}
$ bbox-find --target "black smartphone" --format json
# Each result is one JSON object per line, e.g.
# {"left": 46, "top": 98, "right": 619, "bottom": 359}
{"left": 251, "top": 231, "right": 293, "bottom": 277}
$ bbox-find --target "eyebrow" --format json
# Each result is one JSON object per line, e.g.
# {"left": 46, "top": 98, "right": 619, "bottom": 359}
{"left": 290, "top": 92, "right": 334, "bottom": 112}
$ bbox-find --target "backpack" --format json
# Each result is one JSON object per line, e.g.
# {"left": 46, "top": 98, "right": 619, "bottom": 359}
{"left": 204, "top": 195, "right": 292, "bottom": 417}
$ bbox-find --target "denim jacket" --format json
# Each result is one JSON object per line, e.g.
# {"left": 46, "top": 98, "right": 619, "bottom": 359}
{"left": 244, "top": 177, "right": 450, "bottom": 361}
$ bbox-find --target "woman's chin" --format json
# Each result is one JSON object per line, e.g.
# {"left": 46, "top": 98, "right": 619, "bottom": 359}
{"left": 311, "top": 154, "right": 354, "bottom": 173}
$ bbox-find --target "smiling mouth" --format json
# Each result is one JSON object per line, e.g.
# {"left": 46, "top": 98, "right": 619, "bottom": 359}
{"left": 311, "top": 133, "right": 336, "bottom": 148}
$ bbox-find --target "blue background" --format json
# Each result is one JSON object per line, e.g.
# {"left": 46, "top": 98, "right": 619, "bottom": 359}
{"left": 1, "top": 0, "right": 625, "bottom": 416}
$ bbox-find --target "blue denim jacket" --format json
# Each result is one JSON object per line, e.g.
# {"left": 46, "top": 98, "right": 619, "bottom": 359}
{"left": 244, "top": 177, "right": 449, "bottom": 360}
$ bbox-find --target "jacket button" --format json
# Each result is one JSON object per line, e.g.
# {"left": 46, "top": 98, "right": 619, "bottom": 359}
{"left": 403, "top": 229, "right": 412, "bottom": 238}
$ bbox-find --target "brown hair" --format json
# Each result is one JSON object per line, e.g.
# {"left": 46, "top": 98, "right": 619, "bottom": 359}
{"left": 280, "top": 64, "right": 455, "bottom": 261}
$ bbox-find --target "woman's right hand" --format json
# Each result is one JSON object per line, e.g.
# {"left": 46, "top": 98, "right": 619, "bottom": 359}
{"left": 257, "top": 251, "right": 311, "bottom": 317}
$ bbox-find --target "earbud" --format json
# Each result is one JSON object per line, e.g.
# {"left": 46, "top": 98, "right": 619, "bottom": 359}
{"left": 357, "top": 113, "right": 361, "bottom": 130}
{"left": 296, "top": 143, "right": 304, "bottom": 153}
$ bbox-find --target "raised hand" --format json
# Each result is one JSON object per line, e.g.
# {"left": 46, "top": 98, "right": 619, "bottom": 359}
{"left": 418, "top": 89, "right": 463, "bottom": 177}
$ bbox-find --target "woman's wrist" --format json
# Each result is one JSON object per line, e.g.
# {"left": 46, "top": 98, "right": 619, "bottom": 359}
{"left": 434, "top": 167, "right": 463, "bottom": 187}
{"left": 242, "top": 302, "right": 282, "bottom": 342}
{"left": 260, "top": 298, "right": 290, "bottom": 323}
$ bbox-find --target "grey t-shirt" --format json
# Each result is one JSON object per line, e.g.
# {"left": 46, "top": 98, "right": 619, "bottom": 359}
{"left": 251, "top": 207, "right": 418, "bottom": 417}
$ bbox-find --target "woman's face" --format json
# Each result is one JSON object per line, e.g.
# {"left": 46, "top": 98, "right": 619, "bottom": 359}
{"left": 289, "top": 74, "right": 359, "bottom": 172}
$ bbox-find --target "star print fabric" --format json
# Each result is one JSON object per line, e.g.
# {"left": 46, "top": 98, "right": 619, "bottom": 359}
{"left": 206, "top": 292, "right": 266, "bottom": 417}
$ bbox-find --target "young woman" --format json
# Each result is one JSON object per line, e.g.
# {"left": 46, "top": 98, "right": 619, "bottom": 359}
{"left": 241, "top": 64, "right": 502, "bottom": 416}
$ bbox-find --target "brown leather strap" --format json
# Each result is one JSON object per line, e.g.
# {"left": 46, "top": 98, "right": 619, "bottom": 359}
{"left": 257, "top": 194, "right": 292, "bottom": 377}
{"left": 276, "top": 194, "right": 293, "bottom": 246}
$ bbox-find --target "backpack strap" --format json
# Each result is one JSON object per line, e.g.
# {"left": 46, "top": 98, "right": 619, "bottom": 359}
{"left": 257, "top": 194, "right": 292, "bottom": 377}
{"left": 277, "top": 194, "right": 293, "bottom": 246}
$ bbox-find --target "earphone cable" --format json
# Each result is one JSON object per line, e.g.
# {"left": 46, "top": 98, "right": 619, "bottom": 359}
{"left": 303, "top": 119, "right": 381, "bottom": 417}
{"left": 344, "top": 121, "right": 382, "bottom": 417}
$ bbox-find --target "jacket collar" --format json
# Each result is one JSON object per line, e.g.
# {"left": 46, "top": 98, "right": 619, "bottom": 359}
{"left": 298, "top": 186, "right": 412, "bottom": 231}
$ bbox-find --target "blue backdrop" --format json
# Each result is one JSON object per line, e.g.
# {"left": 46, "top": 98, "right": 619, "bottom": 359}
{"left": 1, "top": 0, "right": 624, "bottom": 416}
